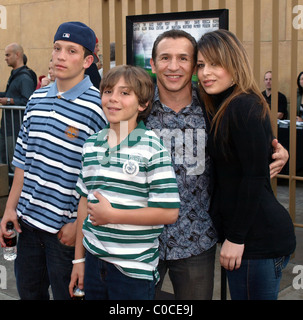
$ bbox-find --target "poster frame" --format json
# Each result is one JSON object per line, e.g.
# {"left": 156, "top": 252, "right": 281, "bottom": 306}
{"left": 126, "top": 9, "right": 229, "bottom": 69}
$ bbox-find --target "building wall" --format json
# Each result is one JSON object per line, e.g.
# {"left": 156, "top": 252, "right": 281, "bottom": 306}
{"left": 0, "top": 0, "right": 302, "bottom": 107}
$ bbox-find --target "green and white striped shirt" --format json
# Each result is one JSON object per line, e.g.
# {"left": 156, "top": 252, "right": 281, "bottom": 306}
{"left": 76, "top": 121, "right": 180, "bottom": 282}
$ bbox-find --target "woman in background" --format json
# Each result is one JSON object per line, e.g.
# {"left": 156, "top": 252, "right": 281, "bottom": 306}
{"left": 297, "top": 71, "right": 303, "bottom": 121}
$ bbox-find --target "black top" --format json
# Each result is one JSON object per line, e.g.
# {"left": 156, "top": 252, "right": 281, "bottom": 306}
{"left": 0, "top": 66, "right": 36, "bottom": 105}
{"left": 262, "top": 90, "right": 288, "bottom": 119}
{"left": 0, "top": 66, "right": 36, "bottom": 136}
{"left": 208, "top": 88, "right": 296, "bottom": 259}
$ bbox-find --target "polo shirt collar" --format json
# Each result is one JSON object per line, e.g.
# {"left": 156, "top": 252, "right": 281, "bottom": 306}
{"left": 46, "top": 75, "right": 93, "bottom": 100}
{"left": 152, "top": 85, "right": 197, "bottom": 111}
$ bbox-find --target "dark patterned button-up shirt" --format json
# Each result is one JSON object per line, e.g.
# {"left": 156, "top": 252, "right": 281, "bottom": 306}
{"left": 145, "top": 86, "right": 218, "bottom": 260}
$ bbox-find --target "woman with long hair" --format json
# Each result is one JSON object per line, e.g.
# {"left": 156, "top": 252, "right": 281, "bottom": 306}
{"left": 197, "top": 29, "right": 296, "bottom": 300}
{"left": 297, "top": 71, "right": 303, "bottom": 121}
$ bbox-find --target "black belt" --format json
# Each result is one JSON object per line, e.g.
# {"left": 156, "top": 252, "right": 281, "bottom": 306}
{"left": 18, "top": 218, "right": 39, "bottom": 232}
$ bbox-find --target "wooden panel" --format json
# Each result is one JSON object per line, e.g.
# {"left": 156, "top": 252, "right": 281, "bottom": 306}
{"left": 115, "top": 0, "right": 123, "bottom": 66}
{"left": 289, "top": 0, "right": 299, "bottom": 222}
{"left": 102, "top": 0, "right": 110, "bottom": 74}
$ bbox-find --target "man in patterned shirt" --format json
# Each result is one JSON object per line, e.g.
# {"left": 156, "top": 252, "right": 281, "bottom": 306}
{"left": 146, "top": 30, "right": 289, "bottom": 300}
{"left": 146, "top": 30, "right": 217, "bottom": 300}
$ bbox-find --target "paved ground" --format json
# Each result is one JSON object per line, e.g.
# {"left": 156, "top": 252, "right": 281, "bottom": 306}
{"left": 161, "top": 228, "right": 303, "bottom": 300}
{"left": 160, "top": 181, "right": 303, "bottom": 300}
{"left": 0, "top": 179, "right": 302, "bottom": 300}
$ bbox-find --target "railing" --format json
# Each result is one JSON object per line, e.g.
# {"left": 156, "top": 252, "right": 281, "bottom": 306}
{"left": 0, "top": 105, "right": 25, "bottom": 178}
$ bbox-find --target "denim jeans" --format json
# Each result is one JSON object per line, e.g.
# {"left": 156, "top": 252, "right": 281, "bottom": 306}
{"left": 15, "top": 220, "right": 75, "bottom": 300}
{"left": 155, "top": 244, "right": 216, "bottom": 300}
{"left": 84, "top": 251, "right": 156, "bottom": 300}
{"left": 227, "top": 256, "right": 290, "bottom": 300}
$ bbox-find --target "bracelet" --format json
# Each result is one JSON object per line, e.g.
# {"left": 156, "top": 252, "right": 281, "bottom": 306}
{"left": 72, "top": 258, "right": 85, "bottom": 264}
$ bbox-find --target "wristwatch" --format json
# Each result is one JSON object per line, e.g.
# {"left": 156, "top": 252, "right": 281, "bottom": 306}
{"left": 6, "top": 98, "right": 11, "bottom": 105}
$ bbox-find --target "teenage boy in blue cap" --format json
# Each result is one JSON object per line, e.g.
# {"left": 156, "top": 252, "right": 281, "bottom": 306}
{"left": 0, "top": 21, "right": 107, "bottom": 300}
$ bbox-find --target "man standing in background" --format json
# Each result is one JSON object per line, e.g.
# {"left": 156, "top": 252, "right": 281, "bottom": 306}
{"left": 262, "top": 71, "right": 288, "bottom": 120}
{"left": 0, "top": 43, "right": 36, "bottom": 167}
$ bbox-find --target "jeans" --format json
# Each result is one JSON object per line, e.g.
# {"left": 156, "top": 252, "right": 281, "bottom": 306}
{"left": 15, "top": 220, "right": 75, "bottom": 300}
{"left": 155, "top": 245, "right": 216, "bottom": 300}
{"left": 84, "top": 251, "right": 156, "bottom": 300}
{"left": 227, "top": 256, "right": 290, "bottom": 300}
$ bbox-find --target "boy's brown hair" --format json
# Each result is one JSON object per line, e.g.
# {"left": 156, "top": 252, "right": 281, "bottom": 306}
{"left": 100, "top": 65, "right": 154, "bottom": 122}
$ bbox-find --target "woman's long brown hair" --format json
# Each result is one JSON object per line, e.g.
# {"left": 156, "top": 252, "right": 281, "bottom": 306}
{"left": 197, "top": 29, "right": 270, "bottom": 139}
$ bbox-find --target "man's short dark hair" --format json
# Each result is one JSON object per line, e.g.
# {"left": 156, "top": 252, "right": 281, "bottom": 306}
{"left": 151, "top": 30, "right": 197, "bottom": 63}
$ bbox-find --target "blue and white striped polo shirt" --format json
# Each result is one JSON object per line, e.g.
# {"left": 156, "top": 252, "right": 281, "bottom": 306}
{"left": 12, "top": 76, "right": 107, "bottom": 233}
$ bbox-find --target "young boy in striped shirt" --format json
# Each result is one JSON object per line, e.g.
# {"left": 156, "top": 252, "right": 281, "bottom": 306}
{"left": 69, "top": 65, "right": 180, "bottom": 300}
{"left": 0, "top": 22, "right": 107, "bottom": 300}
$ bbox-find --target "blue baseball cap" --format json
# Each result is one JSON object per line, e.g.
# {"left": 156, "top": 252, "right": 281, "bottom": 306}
{"left": 54, "top": 21, "right": 96, "bottom": 53}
